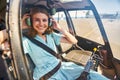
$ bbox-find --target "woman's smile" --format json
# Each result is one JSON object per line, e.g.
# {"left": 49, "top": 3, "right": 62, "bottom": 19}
{"left": 36, "top": 25, "right": 46, "bottom": 30}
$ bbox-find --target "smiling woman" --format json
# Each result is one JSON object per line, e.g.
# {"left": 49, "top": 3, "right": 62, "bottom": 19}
{"left": 2, "top": 0, "right": 119, "bottom": 79}
{"left": 21, "top": 5, "right": 109, "bottom": 80}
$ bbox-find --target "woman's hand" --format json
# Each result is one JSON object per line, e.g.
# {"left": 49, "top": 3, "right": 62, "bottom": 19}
{"left": 52, "top": 19, "right": 78, "bottom": 44}
{"left": 22, "top": 14, "right": 30, "bottom": 29}
{"left": 52, "top": 19, "right": 63, "bottom": 32}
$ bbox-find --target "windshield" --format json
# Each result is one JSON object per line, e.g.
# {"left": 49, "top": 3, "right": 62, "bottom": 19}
{"left": 69, "top": 10, "right": 104, "bottom": 45}
{"left": 53, "top": 10, "right": 104, "bottom": 52}
{"left": 53, "top": 10, "right": 104, "bottom": 45}
{"left": 92, "top": 0, "right": 120, "bottom": 60}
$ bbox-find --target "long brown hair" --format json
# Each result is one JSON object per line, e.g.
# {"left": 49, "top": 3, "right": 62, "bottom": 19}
{"left": 28, "top": 6, "right": 53, "bottom": 38}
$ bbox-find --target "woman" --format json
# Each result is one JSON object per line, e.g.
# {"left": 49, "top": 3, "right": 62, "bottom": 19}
{"left": 22, "top": 6, "right": 109, "bottom": 80}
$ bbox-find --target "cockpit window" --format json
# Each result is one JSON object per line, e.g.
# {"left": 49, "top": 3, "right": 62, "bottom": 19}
{"left": 68, "top": 10, "right": 105, "bottom": 45}
{"left": 92, "top": 0, "right": 120, "bottom": 60}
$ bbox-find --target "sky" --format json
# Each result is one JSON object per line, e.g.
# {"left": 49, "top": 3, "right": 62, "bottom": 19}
{"left": 91, "top": 0, "right": 120, "bottom": 14}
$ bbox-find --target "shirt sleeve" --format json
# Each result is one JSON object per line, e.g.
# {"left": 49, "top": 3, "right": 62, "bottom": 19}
{"left": 22, "top": 37, "right": 32, "bottom": 54}
{"left": 51, "top": 32, "right": 62, "bottom": 46}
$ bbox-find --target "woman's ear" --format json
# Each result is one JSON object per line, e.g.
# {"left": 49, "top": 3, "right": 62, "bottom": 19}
{"left": 48, "top": 18, "right": 53, "bottom": 27}
{"left": 26, "top": 17, "right": 32, "bottom": 26}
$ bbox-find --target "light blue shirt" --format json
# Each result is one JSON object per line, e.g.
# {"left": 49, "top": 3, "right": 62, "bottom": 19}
{"left": 22, "top": 32, "right": 109, "bottom": 80}
{"left": 23, "top": 33, "right": 61, "bottom": 79}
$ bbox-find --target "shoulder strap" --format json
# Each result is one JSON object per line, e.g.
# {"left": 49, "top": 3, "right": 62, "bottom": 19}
{"left": 23, "top": 34, "right": 59, "bottom": 58}
{"left": 23, "top": 34, "right": 61, "bottom": 79}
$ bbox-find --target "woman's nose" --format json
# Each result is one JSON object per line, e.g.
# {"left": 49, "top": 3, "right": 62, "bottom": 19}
{"left": 39, "top": 20, "right": 44, "bottom": 26}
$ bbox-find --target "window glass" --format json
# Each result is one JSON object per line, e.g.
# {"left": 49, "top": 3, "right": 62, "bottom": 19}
{"left": 69, "top": 10, "right": 104, "bottom": 45}
{"left": 92, "top": 0, "right": 120, "bottom": 60}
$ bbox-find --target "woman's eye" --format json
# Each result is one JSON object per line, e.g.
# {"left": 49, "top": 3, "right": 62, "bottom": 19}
{"left": 34, "top": 18, "right": 39, "bottom": 22}
{"left": 43, "top": 19, "right": 47, "bottom": 22}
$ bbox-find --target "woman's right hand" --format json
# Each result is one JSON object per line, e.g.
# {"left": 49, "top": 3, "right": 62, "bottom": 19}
{"left": 22, "top": 14, "right": 30, "bottom": 29}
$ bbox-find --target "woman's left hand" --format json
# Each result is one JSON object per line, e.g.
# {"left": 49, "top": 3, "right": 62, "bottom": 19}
{"left": 52, "top": 20, "right": 63, "bottom": 32}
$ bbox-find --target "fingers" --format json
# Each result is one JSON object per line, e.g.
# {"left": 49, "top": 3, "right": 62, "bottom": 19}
{"left": 22, "top": 13, "right": 31, "bottom": 29}
{"left": 22, "top": 14, "right": 30, "bottom": 21}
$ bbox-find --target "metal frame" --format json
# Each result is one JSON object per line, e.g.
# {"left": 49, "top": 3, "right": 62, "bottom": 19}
{"left": 7, "top": 0, "right": 31, "bottom": 79}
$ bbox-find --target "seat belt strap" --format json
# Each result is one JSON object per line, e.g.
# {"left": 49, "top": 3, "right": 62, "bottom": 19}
{"left": 41, "top": 61, "right": 61, "bottom": 80}
{"left": 23, "top": 34, "right": 59, "bottom": 58}
{"left": 23, "top": 34, "right": 61, "bottom": 79}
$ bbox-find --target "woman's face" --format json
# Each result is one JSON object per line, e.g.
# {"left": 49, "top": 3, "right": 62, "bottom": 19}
{"left": 32, "top": 12, "right": 48, "bottom": 35}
